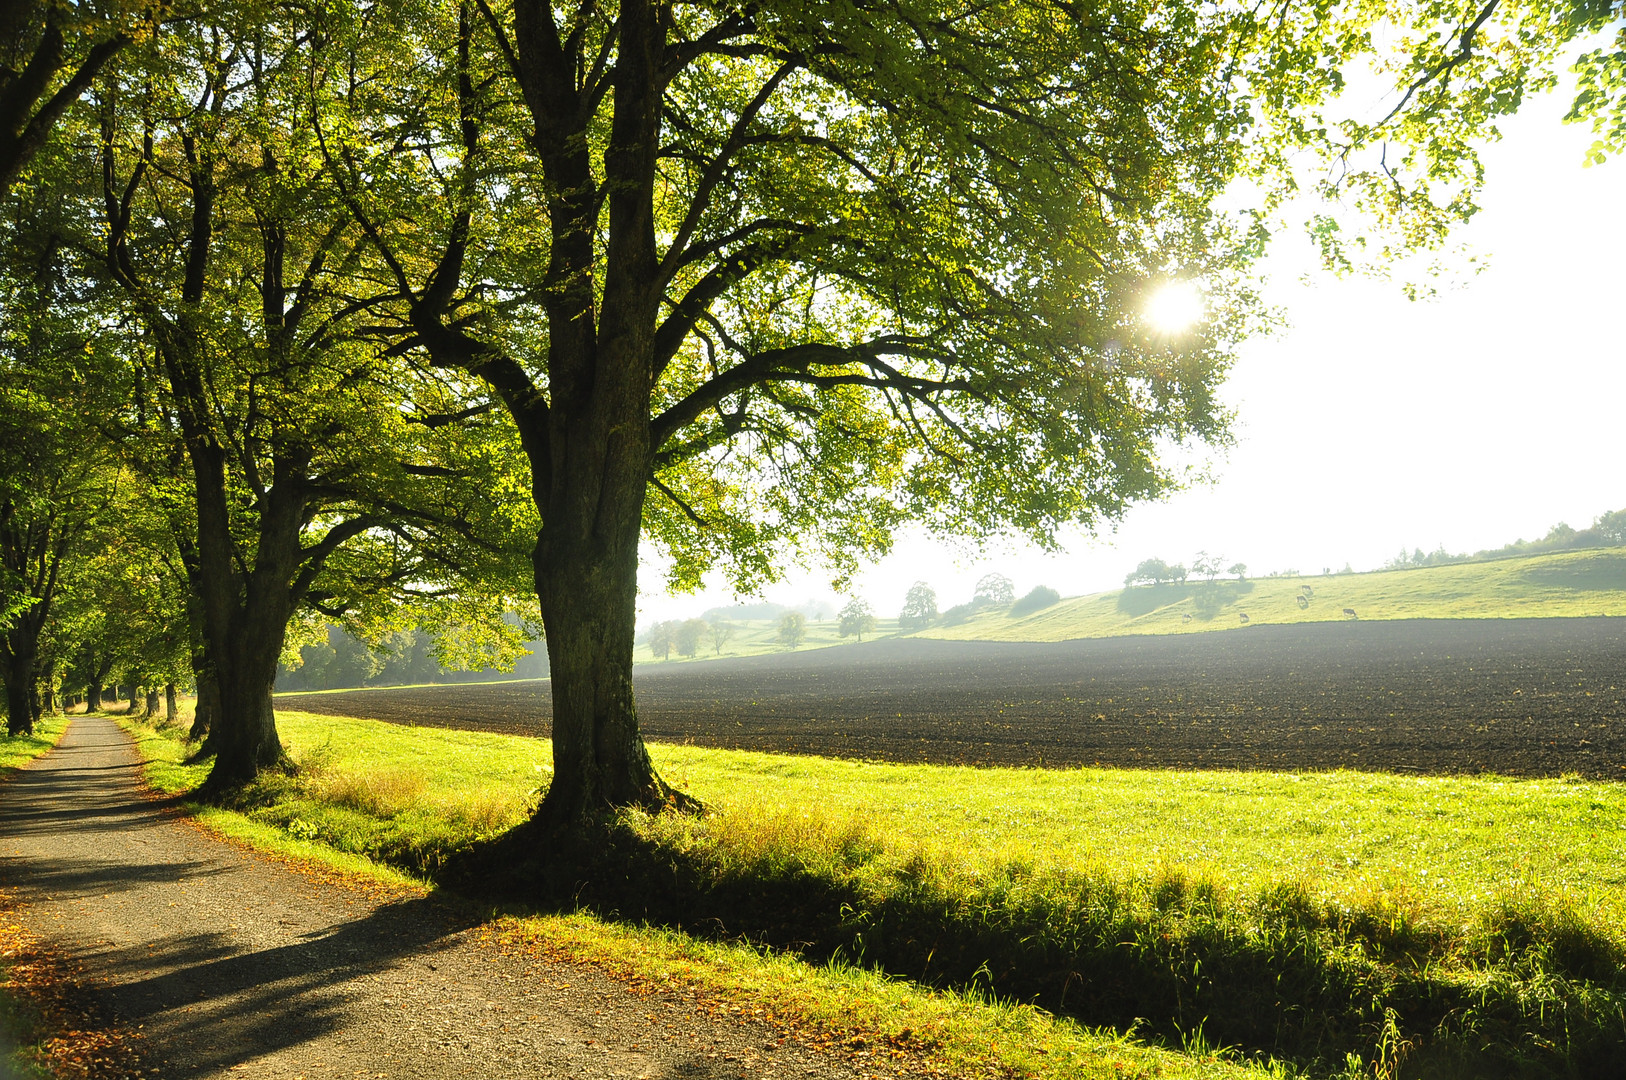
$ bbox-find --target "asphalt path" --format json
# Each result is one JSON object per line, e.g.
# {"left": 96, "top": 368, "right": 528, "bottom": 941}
{"left": 0, "top": 717, "right": 889, "bottom": 1079}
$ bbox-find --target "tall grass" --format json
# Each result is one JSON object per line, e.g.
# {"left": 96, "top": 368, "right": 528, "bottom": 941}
{"left": 0, "top": 716, "right": 66, "bottom": 774}
{"left": 120, "top": 711, "right": 1626, "bottom": 1077}
{"left": 473, "top": 795, "right": 1626, "bottom": 1078}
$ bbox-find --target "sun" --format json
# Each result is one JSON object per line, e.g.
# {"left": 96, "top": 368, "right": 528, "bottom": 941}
{"left": 1143, "top": 280, "right": 1206, "bottom": 335}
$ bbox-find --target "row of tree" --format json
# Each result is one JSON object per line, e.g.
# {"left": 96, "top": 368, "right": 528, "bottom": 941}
{"left": 2, "top": 0, "right": 1618, "bottom": 832}
{"left": 1124, "top": 555, "right": 1248, "bottom": 588}
{"left": 1386, "top": 507, "right": 1626, "bottom": 570}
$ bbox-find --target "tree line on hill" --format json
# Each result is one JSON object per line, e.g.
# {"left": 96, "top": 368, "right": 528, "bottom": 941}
{"left": 639, "top": 574, "right": 1064, "bottom": 658}
{"left": 1384, "top": 508, "right": 1626, "bottom": 570}
{"left": 2, "top": 0, "right": 1616, "bottom": 831}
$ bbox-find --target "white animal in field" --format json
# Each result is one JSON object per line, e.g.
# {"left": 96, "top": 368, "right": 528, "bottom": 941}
{"left": 1181, "top": 613, "right": 1192, "bottom": 624}
{"left": 1239, "top": 612, "right": 1250, "bottom": 624}
{"left": 1343, "top": 607, "right": 1357, "bottom": 619}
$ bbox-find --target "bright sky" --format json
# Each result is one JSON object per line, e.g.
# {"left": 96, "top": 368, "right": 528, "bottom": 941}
{"left": 637, "top": 81, "right": 1626, "bottom": 627}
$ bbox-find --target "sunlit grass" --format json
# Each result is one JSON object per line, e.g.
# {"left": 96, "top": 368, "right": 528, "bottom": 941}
{"left": 655, "top": 746, "right": 1626, "bottom": 922}
{"left": 0, "top": 716, "right": 67, "bottom": 774}
{"left": 117, "top": 709, "right": 1626, "bottom": 1076}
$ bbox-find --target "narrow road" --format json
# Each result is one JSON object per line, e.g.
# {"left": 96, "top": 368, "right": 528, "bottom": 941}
{"left": 0, "top": 718, "right": 876, "bottom": 1079}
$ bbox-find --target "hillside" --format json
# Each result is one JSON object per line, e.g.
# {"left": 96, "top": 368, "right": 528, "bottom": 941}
{"left": 918, "top": 547, "right": 1626, "bottom": 642}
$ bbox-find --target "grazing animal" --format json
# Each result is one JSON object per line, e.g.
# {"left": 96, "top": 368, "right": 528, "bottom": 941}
{"left": 1301, "top": 585, "right": 1314, "bottom": 598}
{"left": 1239, "top": 612, "right": 1250, "bottom": 624}
{"left": 1181, "top": 613, "right": 1192, "bottom": 624}
{"left": 1343, "top": 607, "right": 1357, "bottom": 619}
{"left": 1296, "top": 594, "right": 1309, "bottom": 610}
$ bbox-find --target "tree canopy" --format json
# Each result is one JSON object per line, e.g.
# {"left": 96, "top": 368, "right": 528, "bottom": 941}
{"left": 0, "top": 0, "right": 1618, "bottom": 825}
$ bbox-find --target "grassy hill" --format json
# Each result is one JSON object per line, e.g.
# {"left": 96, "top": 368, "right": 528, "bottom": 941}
{"left": 920, "top": 547, "right": 1626, "bottom": 643}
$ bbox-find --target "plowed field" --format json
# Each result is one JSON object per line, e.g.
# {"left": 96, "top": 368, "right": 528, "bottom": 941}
{"left": 276, "top": 618, "right": 1626, "bottom": 778}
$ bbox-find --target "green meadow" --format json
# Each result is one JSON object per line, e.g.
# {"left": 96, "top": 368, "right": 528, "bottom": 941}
{"left": 121, "top": 708, "right": 1626, "bottom": 1079}
{"left": 921, "top": 548, "right": 1626, "bottom": 642}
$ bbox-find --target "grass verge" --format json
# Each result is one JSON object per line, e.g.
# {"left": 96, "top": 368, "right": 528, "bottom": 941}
{"left": 121, "top": 711, "right": 1626, "bottom": 1078}
{"left": 0, "top": 716, "right": 68, "bottom": 776}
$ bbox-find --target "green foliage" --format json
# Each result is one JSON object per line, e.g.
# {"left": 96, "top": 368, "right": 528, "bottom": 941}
{"left": 899, "top": 582, "right": 939, "bottom": 630}
{"left": 836, "top": 598, "right": 876, "bottom": 641}
{"left": 972, "top": 573, "right": 1015, "bottom": 607}
{"left": 647, "top": 621, "right": 679, "bottom": 660}
{"left": 1010, "top": 585, "right": 1061, "bottom": 617}
{"left": 775, "top": 612, "right": 807, "bottom": 649}
{"left": 675, "top": 618, "right": 709, "bottom": 658}
{"left": 706, "top": 620, "right": 735, "bottom": 656}
{"left": 1125, "top": 558, "right": 1188, "bottom": 587}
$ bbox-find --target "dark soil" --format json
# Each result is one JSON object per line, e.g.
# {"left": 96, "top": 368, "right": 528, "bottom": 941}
{"left": 276, "top": 618, "right": 1626, "bottom": 779}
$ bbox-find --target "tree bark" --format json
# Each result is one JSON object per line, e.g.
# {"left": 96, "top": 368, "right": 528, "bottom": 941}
{"left": 204, "top": 626, "right": 289, "bottom": 785}
{"left": 533, "top": 486, "right": 688, "bottom": 824}
{"left": 144, "top": 687, "right": 159, "bottom": 717}
{"left": 40, "top": 659, "right": 56, "bottom": 714}
{"left": 86, "top": 680, "right": 102, "bottom": 712}
{"left": 3, "top": 645, "right": 34, "bottom": 736}
{"left": 165, "top": 682, "right": 177, "bottom": 723}
{"left": 190, "top": 667, "right": 217, "bottom": 743}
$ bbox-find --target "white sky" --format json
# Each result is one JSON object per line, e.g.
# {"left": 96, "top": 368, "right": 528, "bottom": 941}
{"left": 637, "top": 82, "right": 1626, "bottom": 627}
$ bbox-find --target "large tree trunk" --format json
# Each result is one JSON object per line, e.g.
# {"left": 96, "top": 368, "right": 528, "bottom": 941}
{"left": 190, "top": 669, "right": 218, "bottom": 743}
{"left": 534, "top": 498, "right": 684, "bottom": 825}
{"left": 144, "top": 687, "right": 160, "bottom": 717}
{"left": 4, "top": 659, "right": 33, "bottom": 737}
{"left": 85, "top": 680, "right": 103, "bottom": 712}
{"left": 165, "top": 682, "right": 177, "bottom": 723}
{"left": 525, "top": 0, "right": 684, "bottom": 829}
{"left": 191, "top": 447, "right": 304, "bottom": 788}
{"left": 205, "top": 623, "right": 289, "bottom": 785}
{"left": 41, "top": 660, "right": 56, "bottom": 715}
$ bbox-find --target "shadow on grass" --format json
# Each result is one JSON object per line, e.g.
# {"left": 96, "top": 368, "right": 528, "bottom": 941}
{"left": 441, "top": 816, "right": 1626, "bottom": 1080}
{"left": 1520, "top": 553, "right": 1626, "bottom": 593}
{"left": 1116, "top": 584, "right": 1194, "bottom": 616}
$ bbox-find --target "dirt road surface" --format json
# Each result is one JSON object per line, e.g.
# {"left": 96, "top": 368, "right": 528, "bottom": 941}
{"left": 0, "top": 718, "right": 893, "bottom": 1080}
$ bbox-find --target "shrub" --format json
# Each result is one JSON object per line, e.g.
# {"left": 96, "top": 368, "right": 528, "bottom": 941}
{"left": 1010, "top": 585, "right": 1060, "bottom": 616}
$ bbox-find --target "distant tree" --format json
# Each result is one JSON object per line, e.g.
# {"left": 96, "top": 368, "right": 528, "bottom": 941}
{"left": 1010, "top": 585, "right": 1061, "bottom": 616}
{"left": 707, "top": 620, "right": 735, "bottom": 656}
{"left": 1191, "top": 552, "right": 1225, "bottom": 581}
{"left": 1125, "top": 559, "right": 1186, "bottom": 587}
{"left": 838, "top": 599, "right": 877, "bottom": 641}
{"left": 648, "top": 621, "right": 679, "bottom": 660}
{"left": 899, "top": 583, "right": 939, "bottom": 630}
{"left": 1227, "top": 562, "right": 1248, "bottom": 581}
{"left": 675, "top": 619, "right": 708, "bottom": 658}
{"left": 777, "top": 612, "right": 807, "bottom": 649}
{"left": 972, "top": 573, "right": 1015, "bottom": 607}
{"left": 1597, "top": 510, "right": 1626, "bottom": 545}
